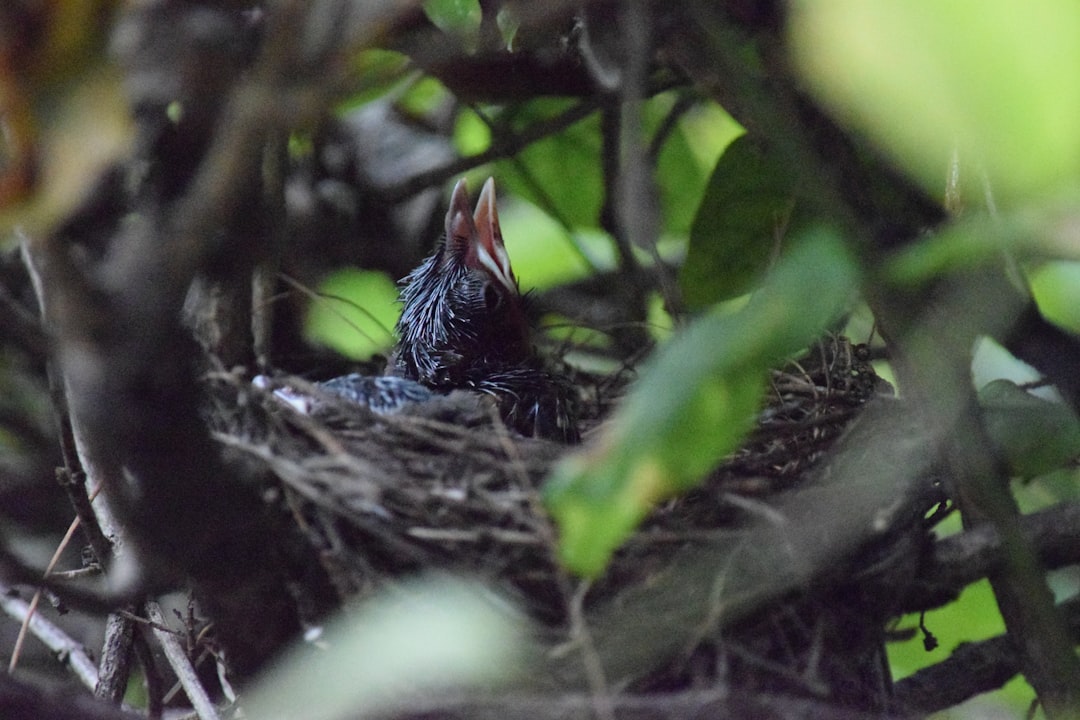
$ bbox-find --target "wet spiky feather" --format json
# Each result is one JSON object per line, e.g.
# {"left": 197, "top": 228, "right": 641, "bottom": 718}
{"left": 389, "top": 178, "right": 578, "bottom": 442}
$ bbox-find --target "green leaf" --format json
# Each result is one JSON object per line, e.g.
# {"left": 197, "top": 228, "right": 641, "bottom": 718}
{"left": 398, "top": 75, "right": 454, "bottom": 118}
{"left": 304, "top": 268, "right": 400, "bottom": 360}
{"left": 1030, "top": 260, "right": 1080, "bottom": 334}
{"left": 454, "top": 106, "right": 492, "bottom": 156}
{"left": 497, "top": 94, "right": 736, "bottom": 238}
{"left": 337, "top": 49, "right": 412, "bottom": 111}
{"left": 423, "top": 0, "right": 482, "bottom": 47}
{"left": 979, "top": 379, "right": 1080, "bottom": 479}
{"left": 246, "top": 576, "right": 529, "bottom": 720}
{"left": 790, "top": 0, "right": 1080, "bottom": 205}
{"left": 651, "top": 98, "right": 739, "bottom": 236}
{"left": 496, "top": 100, "right": 604, "bottom": 229}
{"left": 680, "top": 135, "right": 816, "bottom": 309}
{"left": 544, "top": 228, "right": 859, "bottom": 576}
{"left": 497, "top": 199, "right": 592, "bottom": 290}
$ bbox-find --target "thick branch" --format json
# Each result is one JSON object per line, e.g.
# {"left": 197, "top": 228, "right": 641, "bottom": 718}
{"left": 894, "top": 596, "right": 1080, "bottom": 715}
{"left": 903, "top": 501, "right": 1080, "bottom": 613}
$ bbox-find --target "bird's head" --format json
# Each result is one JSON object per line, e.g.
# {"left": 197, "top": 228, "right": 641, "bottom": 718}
{"left": 393, "top": 177, "right": 532, "bottom": 385}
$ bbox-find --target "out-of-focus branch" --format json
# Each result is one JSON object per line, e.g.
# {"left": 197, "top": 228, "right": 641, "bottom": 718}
{"left": 894, "top": 596, "right": 1080, "bottom": 716}
{"left": 145, "top": 601, "right": 220, "bottom": 720}
{"left": 0, "top": 672, "right": 138, "bottom": 720}
{"left": 19, "top": 1, "right": 422, "bottom": 682}
{"left": 0, "top": 580, "right": 99, "bottom": 691}
{"left": 902, "top": 501, "right": 1080, "bottom": 613}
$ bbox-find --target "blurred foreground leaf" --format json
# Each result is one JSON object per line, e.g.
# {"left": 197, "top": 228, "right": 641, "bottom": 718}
{"left": 1030, "top": 260, "right": 1080, "bottom": 334}
{"left": 544, "top": 228, "right": 859, "bottom": 576}
{"left": 883, "top": 200, "right": 1080, "bottom": 287}
{"left": 247, "top": 576, "right": 530, "bottom": 720}
{"left": 565, "top": 399, "right": 936, "bottom": 688}
{"left": 790, "top": 0, "right": 1080, "bottom": 205}
{"left": 979, "top": 379, "right": 1080, "bottom": 479}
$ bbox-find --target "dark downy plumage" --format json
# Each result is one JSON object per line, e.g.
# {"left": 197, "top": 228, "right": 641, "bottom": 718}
{"left": 304, "top": 178, "right": 578, "bottom": 442}
{"left": 390, "top": 178, "right": 579, "bottom": 442}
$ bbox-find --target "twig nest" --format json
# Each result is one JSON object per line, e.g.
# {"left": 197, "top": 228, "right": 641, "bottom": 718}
{"left": 207, "top": 335, "right": 886, "bottom": 624}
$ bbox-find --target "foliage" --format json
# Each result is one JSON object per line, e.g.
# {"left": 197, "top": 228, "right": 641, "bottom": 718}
{"left": 545, "top": 230, "right": 859, "bottom": 576}
{"left": 3, "top": 1, "right": 1080, "bottom": 719}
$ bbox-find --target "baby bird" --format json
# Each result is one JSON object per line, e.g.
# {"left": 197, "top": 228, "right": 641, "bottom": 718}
{"left": 390, "top": 178, "right": 578, "bottom": 443}
{"left": 274, "top": 178, "right": 579, "bottom": 443}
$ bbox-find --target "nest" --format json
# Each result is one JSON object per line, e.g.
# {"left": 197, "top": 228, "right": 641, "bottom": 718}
{"left": 206, "top": 334, "right": 887, "bottom": 627}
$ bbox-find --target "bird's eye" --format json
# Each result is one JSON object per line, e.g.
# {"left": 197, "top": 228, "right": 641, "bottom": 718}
{"left": 483, "top": 283, "right": 502, "bottom": 311}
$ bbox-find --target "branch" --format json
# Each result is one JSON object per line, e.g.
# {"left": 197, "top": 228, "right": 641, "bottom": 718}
{"left": 145, "top": 601, "right": 221, "bottom": 720}
{"left": 0, "top": 672, "right": 138, "bottom": 720}
{"left": 893, "top": 596, "right": 1080, "bottom": 715}
{"left": 0, "top": 580, "right": 99, "bottom": 691}
{"left": 381, "top": 98, "right": 603, "bottom": 203}
{"left": 94, "top": 610, "right": 135, "bottom": 704}
{"left": 383, "top": 687, "right": 914, "bottom": 720}
{"left": 902, "top": 501, "right": 1080, "bottom": 613}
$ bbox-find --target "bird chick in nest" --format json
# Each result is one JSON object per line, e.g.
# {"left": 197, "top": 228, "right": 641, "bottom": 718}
{"left": 266, "top": 178, "right": 579, "bottom": 443}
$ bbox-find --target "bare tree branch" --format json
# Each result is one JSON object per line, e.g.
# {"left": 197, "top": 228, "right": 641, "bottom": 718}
{"left": 894, "top": 596, "right": 1080, "bottom": 715}
{"left": 0, "top": 581, "right": 99, "bottom": 691}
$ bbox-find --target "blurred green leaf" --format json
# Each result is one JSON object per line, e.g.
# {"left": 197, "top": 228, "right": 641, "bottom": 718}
{"left": 497, "top": 100, "right": 604, "bottom": 228}
{"left": 544, "top": 228, "right": 859, "bottom": 576}
{"left": 337, "top": 49, "right": 412, "bottom": 111}
{"left": 423, "top": 0, "right": 482, "bottom": 48}
{"left": 884, "top": 217, "right": 1010, "bottom": 286}
{"left": 304, "top": 268, "right": 399, "bottom": 360}
{"left": 1030, "top": 260, "right": 1080, "bottom": 334}
{"left": 681, "top": 135, "right": 819, "bottom": 308}
{"left": 454, "top": 106, "right": 492, "bottom": 156}
{"left": 398, "top": 75, "right": 453, "bottom": 117}
{"left": 651, "top": 97, "right": 738, "bottom": 237}
{"left": 247, "top": 576, "right": 529, "bottom": 720}
{"left": 498, "top": 198, "right": 591, "bottom": 290}
{"left": 790, "top": 0, "right": 1080, "bottom": 205}
{"left": 979, "top": 379, "right": 1080, "bottom": 479}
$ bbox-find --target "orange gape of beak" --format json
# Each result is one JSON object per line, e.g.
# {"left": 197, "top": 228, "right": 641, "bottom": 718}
{"left": 445, "top": 177, "right": 518, "bottom": 294}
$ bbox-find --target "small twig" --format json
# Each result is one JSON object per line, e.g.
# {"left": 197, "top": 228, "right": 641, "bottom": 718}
{"left": 0, "top": 544, "right": 126, "bottom": 613}
{"left": 21, "top": 233, "right": 121, "bottom": 561}
{"left": 0, "top": 580, "right": 99, "bottom": 691}
{"left": 133, "top": 627, "right": 165, "bottom": 720}
{"left": 9, "top": 506, "right": 86, "bottom": 674}
{"left": 117, "top": 609, "right": 182, "bottom": 636}
{"left": 48, "top": 566, "right": 102, "bottom": 581}
{"left": 382, "top": 97, "right": 603, "bottom": 203}
{"left": 405, "top": 527, "right": 542, "bottom": 544}
{"left": 646, "top": 91, "right": 696, "bottom": 162}
{"left": 278, "top": 273, "right": 396, "bottom": 347}
{"left": 145, "top": 600, "right": 221, "bottom": 720}
{"left": 565, "top": 579, "right": 615, "bottom": 720}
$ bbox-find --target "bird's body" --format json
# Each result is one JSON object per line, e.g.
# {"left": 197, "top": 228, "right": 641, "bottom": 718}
{"left": 392, "top": 176, "right": 530, "bottom": 384}
{"left": 291, "top": 178, "right": 579, "bottom": 442}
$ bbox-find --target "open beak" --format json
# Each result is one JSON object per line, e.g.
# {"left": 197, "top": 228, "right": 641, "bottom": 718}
{"left": 444, "top": 178, "right": 517, "bottom": 292}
